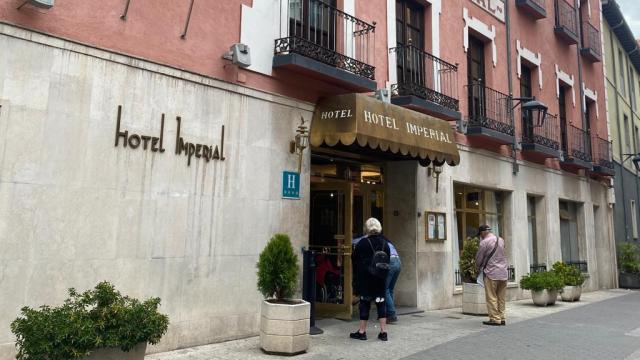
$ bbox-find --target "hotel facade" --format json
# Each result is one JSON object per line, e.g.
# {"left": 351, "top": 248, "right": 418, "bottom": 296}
{"left": 0, "top": 0, "right": 617, "bottom": 356}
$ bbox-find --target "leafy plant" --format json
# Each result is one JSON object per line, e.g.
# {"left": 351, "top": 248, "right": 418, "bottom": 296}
{"left": 10, "top": 281, "right": 169, "bottom": 360}
{"left": 459, "top": 237, "right": 480, "bottom": 283}
{"left": 551, "top": 261, "right": 586, "bottom": 286}
{"left": 520, "top": 271, "right": 564, "bottom": 292}
{"left": 257, "top": 233, "right": 299, "bottom": 300}
{"left": 618, "top": 242, "right": 640, "bottom": 274}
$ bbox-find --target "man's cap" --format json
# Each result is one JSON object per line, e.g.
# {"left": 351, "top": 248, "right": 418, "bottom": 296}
{"left": 477, "top": 225, "right": 492, "bottom": 235}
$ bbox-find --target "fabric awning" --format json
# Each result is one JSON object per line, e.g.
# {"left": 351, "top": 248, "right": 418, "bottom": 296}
{"left": 310, "top": 93, "right": 460, "bottom": 166}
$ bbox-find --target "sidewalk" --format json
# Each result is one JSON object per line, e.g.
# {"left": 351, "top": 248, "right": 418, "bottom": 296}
{"left": 147, "top": 289, "right": 632, "bottom": 360}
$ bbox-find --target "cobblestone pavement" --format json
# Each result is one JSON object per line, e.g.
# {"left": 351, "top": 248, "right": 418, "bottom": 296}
{"left": 147, "top": 290, "right": 636, "bottom": 360}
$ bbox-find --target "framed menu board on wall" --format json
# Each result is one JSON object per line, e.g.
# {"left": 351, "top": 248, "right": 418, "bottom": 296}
{"left": 425, "top": 211, "right": 446, "bottom": 241}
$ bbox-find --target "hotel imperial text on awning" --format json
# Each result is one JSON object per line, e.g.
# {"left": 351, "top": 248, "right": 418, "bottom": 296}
{"left": 311, "top": 93, "right": 460, "bottom": 166}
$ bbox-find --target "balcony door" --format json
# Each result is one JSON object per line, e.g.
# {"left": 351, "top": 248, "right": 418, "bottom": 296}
{"left": 559, "top": 86, "right": 569, "bottom": 154}
{"left": 396, "top": 0, "right": 425, "bottom": 87}
{"left": 289, "top": 0, "right": 338, "bottom": 51}
{"left": 520, "top": 66, "right": 533, "bottom": 141}
{"left": 584, "top": 101, "right": 593, "bottom": 158}
{"left": 467, "top": 36, "right": 486, "bottom": 120}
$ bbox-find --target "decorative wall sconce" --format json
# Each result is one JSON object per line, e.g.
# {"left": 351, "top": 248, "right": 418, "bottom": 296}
{"left": 427, "top": 163, "right": 443, "bottom": 193}
{"left": 290, "top": 117, "right": 309, "bottom": 174}
{"left": 513, "top": 96, "right": 549, "bottom": 127}
{"left": 623, "top": 153, "right": 640, "bottom": 172}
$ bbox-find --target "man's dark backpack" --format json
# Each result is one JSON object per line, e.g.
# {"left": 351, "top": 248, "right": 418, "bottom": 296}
{"left": 367, "top": 237, "right": 390, "bottom": 278}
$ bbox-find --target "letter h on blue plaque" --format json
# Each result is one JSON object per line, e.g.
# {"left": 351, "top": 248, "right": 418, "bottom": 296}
{"left": 282, "top": 171, "right": 300, "bottom": 199}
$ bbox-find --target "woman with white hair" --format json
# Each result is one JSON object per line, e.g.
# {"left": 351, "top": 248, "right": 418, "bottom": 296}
{"left": 350, "top": 217, "right": 391, "bottom": 341}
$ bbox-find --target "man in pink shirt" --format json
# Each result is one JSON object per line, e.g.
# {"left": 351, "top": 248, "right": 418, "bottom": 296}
{"left": 475, "top": 225, "right": 508, "bottom": 326}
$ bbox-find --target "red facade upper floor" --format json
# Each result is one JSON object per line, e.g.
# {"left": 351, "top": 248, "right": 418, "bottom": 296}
{"left": 0, "top": 0, "right": 609, "bottom": 174}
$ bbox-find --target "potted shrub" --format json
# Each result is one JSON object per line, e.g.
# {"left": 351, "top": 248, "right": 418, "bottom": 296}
{"left": 520, "top": 271, "right": 564, "bottom": 306}
{"left": 257, "top": 233, "right": 310, "bottom": 355}
{"left": 459, "top": 237, "right": 487, "bottom": 315}
{"left": 551, "top": 261, "right": 586, "bottom": 302}
{"left": 10, "top": 281, "right": 169, "bottom": 360}
{"left": 618, "top": 242, "right": 640, "bottom": 289}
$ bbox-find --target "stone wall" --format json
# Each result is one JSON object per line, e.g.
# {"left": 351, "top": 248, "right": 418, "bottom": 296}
{"left": 0, "top": 24, "right": 313, "bottom": 358}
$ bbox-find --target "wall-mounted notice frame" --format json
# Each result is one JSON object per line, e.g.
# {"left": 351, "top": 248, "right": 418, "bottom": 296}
{"left": 425, "top": 211, "right": 446, "bottom": 241}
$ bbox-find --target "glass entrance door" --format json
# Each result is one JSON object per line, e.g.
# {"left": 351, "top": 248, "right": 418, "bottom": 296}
{"left": 310, "top": 182, "right": 353, "bottom": 320}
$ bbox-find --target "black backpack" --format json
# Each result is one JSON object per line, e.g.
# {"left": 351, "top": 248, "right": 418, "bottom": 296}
{"left": 367, "top": 237, "right": 390, "bottom": 278}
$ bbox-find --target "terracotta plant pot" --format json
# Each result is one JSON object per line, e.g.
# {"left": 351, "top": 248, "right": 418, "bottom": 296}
{"left": 260, "top": 299, "right": 310, "bottom": 355}
{"left": 462, "top": 282, "right": 488, "bottom": 315}
{"left": 83, "top": 343, "right": 146, "bottom": 360}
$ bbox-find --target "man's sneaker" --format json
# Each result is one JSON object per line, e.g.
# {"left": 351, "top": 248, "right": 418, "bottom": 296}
{"left": 350, "top": 331, "right": 367, "bottom": 340}
{"left": 387, "top": 315, "right": 398, "bottom": 324}
{"left": 378, "top": 332, "right": 388, "bottom": 341}
{"left": 501, "top": 320, "right": 506, "bottom": 325}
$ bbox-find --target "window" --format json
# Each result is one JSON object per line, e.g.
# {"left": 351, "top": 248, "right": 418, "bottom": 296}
{"left": 454, "top": 185, "right": 504, "bottom": 252}
{"left": 619, "top": 49, "right": 626, "bottom": 96}
{"left": 559, "top": 201, "right": 580, "bottom": 262}
{"left": 624, "top": 115, "right": 631, "bottom": 153}
{"left": 632, "top": 200, "right": 638, "bottom": 239}
{"left": 630, "top": 66, "right": 637, "bottom": 110}
{"left": 521, "top": 66, "right": 534, "bottom": 141}
{"left": 527, "top": 196, "right": 538, "bottom": 265}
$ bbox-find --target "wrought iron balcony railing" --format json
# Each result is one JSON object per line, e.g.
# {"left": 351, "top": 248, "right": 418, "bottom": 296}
{"left": 516, "top": 0, "right": 547, "bottom": 19}
{"left": 455, "top": 269, "right": 462, "bottom": 286}
{"left": 466, "top": 83, "right": 514, "bottom": 136}
{"left": 390, "top": 44, "right": 459, "bottom": 112}
{"left": 566, "top": 260, "right": 589, "bottom": 274}
{"left": 554, "top": 0, "right": 579, "bottom": 43}
{"left": 592, "top": 136, "right": 614, "bottom": 170}
{"left": 530, "top": 263, "right": 547, "bottom": 273}
{"left": 566, "top": 124, "right": 592, "bottom": 162}
{"left": 581, "top": 21, "right": 602, "bottom": 61}
{"left": 275, "top": 0, "right": 376, "bottom": 80}
{"left": 522, "top": 113, "right": 561, "bottom": 151}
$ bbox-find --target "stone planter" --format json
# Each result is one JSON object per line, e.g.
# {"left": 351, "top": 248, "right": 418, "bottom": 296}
{"left": 83, "top": 343, "right": 146, "bottom": 360}
{"left": 462, "top": 282, "right": 487, "bottom": 315}
{"left": 531, "top": 289, "right": 558, "bottom": 306}
{"left": 561, "top": 285, "right": 582, "bottom": 302}
{"left": 260, "top": 299, "right": 310, "bottom": 355}
{"left": 619, "top": 272, "right": 640, "bottom": 289}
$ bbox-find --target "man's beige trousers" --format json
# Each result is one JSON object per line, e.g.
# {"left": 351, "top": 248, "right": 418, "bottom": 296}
{"left": 484, "top": 276, "right": 507, "bottom": 323}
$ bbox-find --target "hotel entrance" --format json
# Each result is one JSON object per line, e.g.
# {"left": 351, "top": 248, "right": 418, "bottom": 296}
{"left": 309, "top": 154, "right": 384, "bottom": 319}
{"left": 307, "top": 93, "right": 461, "bottom": 319}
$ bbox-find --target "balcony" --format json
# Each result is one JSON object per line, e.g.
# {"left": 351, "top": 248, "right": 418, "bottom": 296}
{"left": 529, "top": 263, "right": 547, "bottom": 273}
{"left": 581, "top": 21, "right": 602, "bottom": 62}
{"left": 554, "top": 0, "right": 579, "bottom": 45}
{"left": 521, "top": 113, "right": 561, "bottom": 159}
{"left": 516, "top": 0, "right": 547, "bottom": 20}
{"left": 390, "top": 44, "right": 460, "bottom": 120}
{"left": 465, "top": 83, "right": 515, "bottom": 145}
{"left": 273, "top": 0, "right": 377, "bottom": 92}
{"left": 591, "top": 136, "right": 614, "bottom": 176}
{"left": 561, "top": 124, "right": 593, "bottom": 171}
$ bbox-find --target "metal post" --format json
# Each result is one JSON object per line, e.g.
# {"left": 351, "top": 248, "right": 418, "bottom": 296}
{"left": 302, "top": 249, "right": 323, "bottom": 335}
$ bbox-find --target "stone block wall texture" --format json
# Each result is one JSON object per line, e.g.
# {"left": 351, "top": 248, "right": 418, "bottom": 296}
{"left": 0, "top": 25, "right": 312, "bottom": 358}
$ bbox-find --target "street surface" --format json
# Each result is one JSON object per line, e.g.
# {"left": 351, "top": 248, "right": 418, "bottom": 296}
{"left": 148, "top": 290, "right": 639, "bottom": 360}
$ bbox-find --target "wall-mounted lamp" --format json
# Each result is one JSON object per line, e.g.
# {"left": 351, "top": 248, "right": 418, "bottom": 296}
{"left": 513, "top": 97, "right": 549, "bottom": 127}
{"left": 427, "top": 163, "right": 443, "bottom": 193}
{"left": 289, "top": 117, "right": 309, "bottom": 174}
{"left": 623, "top": 153, "right": 640, "bottom": 172}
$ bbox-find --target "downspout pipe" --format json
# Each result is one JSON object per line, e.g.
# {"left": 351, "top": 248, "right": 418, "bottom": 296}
{"left": 505, "top": 0, "right": 518, "bottom": 174}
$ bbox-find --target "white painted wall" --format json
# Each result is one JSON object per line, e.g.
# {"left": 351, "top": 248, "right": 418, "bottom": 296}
{"left": 0, "top": 24, "right": 313, "bottom": 359}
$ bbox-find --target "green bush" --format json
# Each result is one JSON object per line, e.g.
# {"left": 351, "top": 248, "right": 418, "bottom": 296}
{"left": 10, "top": 281, "right": 169, "bottom": 360}
{"left": 618, "top": 242, "right": 640, "bottom": 274}
{"left": 257, "top": 233, "right": 299, "bottom": 300}
{"left": 520, "top": 271, "right": 564, "bottom": 292}
{"left": 551, "top": 261, "right": 586, "bottom": 286}
{"left": 459, "top": 237, "right": 480, "bottom": 283}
